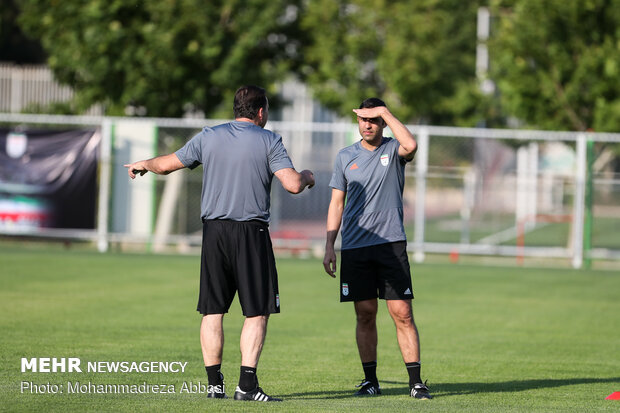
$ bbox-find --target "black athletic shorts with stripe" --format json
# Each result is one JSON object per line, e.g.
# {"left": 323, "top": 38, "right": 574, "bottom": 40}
{"left": 340, "top": 241, "right": 414, "bottom": 302}
{"left": 197, "top": 219, "right": 280, "bottom": 317}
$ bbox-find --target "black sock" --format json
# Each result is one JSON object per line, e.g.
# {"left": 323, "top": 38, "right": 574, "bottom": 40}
{"left": 405, "top": 361, "right": 422, "bottom": 387}
{"left": 205, "top": 364, "right": 224, "bottom": 386}
{"left": 205, "top": 364, "right": 223, "bottom": 385}
{"left": 239, "top": 366, "right": 258, "bottom": 392}
{"left": 362, "top": 361, "right": 378, "bottom": 384}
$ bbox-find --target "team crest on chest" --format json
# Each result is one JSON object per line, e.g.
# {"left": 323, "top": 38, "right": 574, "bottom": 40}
{"left": 380, "top": 153, "right": 389, "bottom": 166}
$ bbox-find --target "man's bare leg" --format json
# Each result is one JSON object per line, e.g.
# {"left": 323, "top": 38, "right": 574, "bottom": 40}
{"left": 354, "top": 299, "right": 378, "bottom": 363}
{"left": 352, "top": 299, "right": 381, "bottom": 395}
{"left": 387, "top": 299, "right": 431, "bottom": 399}
{"left": 240, "top": 315, "right": 269, "bottom": 368}
{"left": 201, "top": 314, "right": 227, "bottom": 398}
{"left": 386, "top": 299, "right": 419, "bottom": 362}
{"left": 201, "top": 314, "right": 224, "bottom": 365}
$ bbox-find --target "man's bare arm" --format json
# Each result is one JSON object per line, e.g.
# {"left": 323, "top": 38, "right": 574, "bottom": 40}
{"left": 124, "top": 153, "right": 185, "bottom": 179}
{"left": 323, "top": 188, "right": 346, "bottom": 278}
{"left": 274, "top": 168, "right": 315, "bottom": 194}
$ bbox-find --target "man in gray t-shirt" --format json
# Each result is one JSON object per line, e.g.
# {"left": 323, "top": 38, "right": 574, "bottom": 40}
{"left": 174, "top": 115, "right": 295, "bottom": 223}
{"left": 125, "top": 86, "right": 314, "bottom": 402}
{"left": 323, "top": 98, "right": 432, "bottom": 400}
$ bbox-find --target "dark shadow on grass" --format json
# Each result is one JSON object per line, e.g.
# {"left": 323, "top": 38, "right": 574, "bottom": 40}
{"left": 279, "top": 380, "right": 414, "bottom": 399}
{"left": 279, "top": 377, "right": 620, "bottom": 400}
{"left": 434, "top": 377, "right": 620, "bottom": 397}
{"left": 279, "top": 389, "right": 358, "bottom": 400}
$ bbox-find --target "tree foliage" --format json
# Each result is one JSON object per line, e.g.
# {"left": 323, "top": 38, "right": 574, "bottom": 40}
{"left": 12, "top": 0, "right": 620, "bottom": 136}
{"left": 490, "top": 0, "right": 620, "bottom": 132}
{"left": 0, "top": 0, "right": 45, "bottom": 64}
{"left": 17, "top": 0, "right": 304, "bottom": 117}
{"left": 300, "top": 0, "right": 484, "bottom": 125}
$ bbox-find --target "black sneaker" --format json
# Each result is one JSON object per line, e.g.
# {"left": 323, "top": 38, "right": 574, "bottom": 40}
{"left": 233, "top": 386, "right": 282, "bottom": 402}
{"left": 410, "top": 382, "right": 432, "bottom": 399}
{"left": 354, "top": 380, "right": 382, "bottom": 396}
{"left": 206, "top": 372, "right": 227, "bottom": 399}
{"left": 206, "top": 383, "right": 227, "bottom": 399}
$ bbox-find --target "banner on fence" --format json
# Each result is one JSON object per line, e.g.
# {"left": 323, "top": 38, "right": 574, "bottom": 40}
{"left": 0, "top": 128, "right": 100, "bottom": 231}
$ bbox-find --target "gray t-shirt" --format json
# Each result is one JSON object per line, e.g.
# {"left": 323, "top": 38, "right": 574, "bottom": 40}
{"left": 329, "top": 137, "right": 409, "bottom": 250}
{"left": 175, "top": 121, "right": 294, "bottom": 222}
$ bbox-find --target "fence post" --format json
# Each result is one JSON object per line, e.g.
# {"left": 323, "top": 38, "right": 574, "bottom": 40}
{"left": 10, "top": 67, "right": 22, "bottom": 113}
{"left": 583, "top": 138, "right": 594, "bottom": 269}
{"left": 413, "top": 127, "right": 429, "bottom": 263}
{"left": 97, "top": 118, "right": 113, "bottom": 253}
{"left": 571, "top": 134, "right": 586, "bottom": 268}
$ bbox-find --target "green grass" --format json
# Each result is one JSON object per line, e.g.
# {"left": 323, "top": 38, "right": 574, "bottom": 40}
{"left": 1, "top": 244, "right": 619, "bottom": 412}
{"left": 408, "top": 213, "right": 515, "bottom": 244}
{"left": 417, "top": 214, "right": 620, "bottom": 249}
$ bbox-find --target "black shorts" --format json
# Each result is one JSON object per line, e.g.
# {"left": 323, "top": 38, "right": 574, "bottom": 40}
{"left": 340, "top": 241, "right": 414, "bottom": 302}
{"left": 197, "top": 219, "right": 280, "bottom": 317}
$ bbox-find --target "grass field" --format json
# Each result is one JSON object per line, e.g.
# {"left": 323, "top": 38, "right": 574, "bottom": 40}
{"left": 420, "top": 214, "right": 620, "bottom": 249}
{"left": 1, "top": 243, "right": 619, "bottom": 412}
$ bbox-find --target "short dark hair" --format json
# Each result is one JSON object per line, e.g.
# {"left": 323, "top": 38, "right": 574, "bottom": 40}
{"left": 234, "top": 85, "right": 268, "bottom": 119}
{"left": 359, "top": 97, "right": 386, "bottom": 109}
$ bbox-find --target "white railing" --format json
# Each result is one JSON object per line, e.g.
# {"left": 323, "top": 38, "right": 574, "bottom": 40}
{"left": 1, "top": 112, "right": 620, "bottom": 268}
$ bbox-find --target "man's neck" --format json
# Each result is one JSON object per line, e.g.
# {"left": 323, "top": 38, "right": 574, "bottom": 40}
{"left": 235, "top": 117, "right": 261, "bottom": 127}
{"left": 360, "top": 136, "right": 383, "bottom": 151}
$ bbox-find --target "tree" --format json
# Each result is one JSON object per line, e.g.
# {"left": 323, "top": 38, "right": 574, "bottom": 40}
{"left": 17, "top": 0, "right": 304, "bottom": 117}
{"left": 0, "top": 0, "right": 45, "bottom": 64}
{"left": 300, "top": 0, "right": 485, "bottom": 125}
{"left": 490, "top": 0, "right": 620, "bottom": 133}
